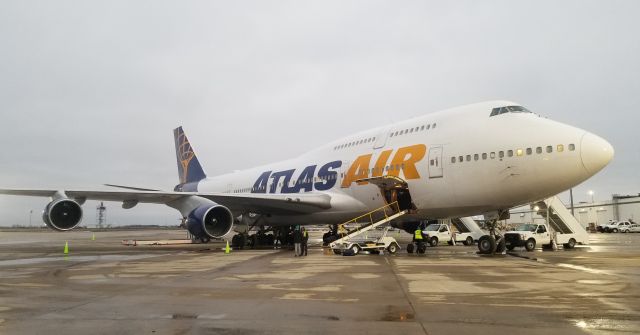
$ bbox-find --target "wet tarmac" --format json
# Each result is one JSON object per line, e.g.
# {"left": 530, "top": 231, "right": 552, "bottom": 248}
{"left": 0, "top": 229, "right": 639, "bottom": 335}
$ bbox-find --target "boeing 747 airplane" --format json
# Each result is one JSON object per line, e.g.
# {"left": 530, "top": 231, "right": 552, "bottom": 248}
{"left": 0, "top": 101, "right": 613, "bottom": 254}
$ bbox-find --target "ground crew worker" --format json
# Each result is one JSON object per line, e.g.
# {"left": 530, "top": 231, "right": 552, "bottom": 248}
{"left": 293, "top": 226, "right": 302, "bottom": 257}
{"left": 302, "top": 227, "right": 309, "bottom": 256}
{"left": 413, "top": 225, "right": 424, "bottom": 252}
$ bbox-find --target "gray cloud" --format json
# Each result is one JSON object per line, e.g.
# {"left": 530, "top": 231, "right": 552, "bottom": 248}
{"left": 1, "top": 0, "right": 638, "bottom": 226}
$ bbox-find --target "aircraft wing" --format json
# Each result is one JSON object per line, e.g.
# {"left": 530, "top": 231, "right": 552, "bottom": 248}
{"left": 0, "top": 188, "right": 332, "bottom": 215}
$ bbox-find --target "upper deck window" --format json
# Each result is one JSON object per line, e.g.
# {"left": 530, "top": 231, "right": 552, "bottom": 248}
{"left": 490, "top": 105, "right": 532, "bottom": 117}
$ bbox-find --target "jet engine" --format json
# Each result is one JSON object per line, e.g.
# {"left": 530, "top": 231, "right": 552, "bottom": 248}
{"left": 186, "top": 204, "right": 234, "bottom": 239}
{"left": 42, "top": 199, "right": 83, "bottom": 231}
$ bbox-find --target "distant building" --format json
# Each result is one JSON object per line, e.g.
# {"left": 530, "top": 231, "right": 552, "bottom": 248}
{"left": 508, "top": 194, "right": 640, "bottom": 227}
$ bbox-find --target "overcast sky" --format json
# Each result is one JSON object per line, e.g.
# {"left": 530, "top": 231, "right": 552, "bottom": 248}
{"left": 1, "top": 1, "right": 638, "bottom": 227}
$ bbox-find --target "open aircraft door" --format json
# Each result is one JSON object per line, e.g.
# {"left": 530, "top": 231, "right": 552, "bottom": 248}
{"left": 358, "top": 175, "right": 416, "bottom": 212}
{"left": 428, "top": 145, "right": 443, "bottom": 178}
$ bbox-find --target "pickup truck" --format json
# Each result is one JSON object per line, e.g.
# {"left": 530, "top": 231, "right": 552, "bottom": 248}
{"left": 504, "top": 223, "right": 582, "bottom": 251}
{"left": 423, "top": 223, "right": 456, "bottom": 247}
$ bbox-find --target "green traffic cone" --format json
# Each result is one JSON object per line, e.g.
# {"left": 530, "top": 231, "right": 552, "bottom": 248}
{"left": 225, "top": 240, "right": 231, "bottom": 254}
{"left": 63, "top": 241, "right": 69, "bottom": 254}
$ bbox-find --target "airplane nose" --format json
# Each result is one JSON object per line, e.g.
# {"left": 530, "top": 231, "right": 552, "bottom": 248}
{"left": 580, "top": 132, "right": 614, "bottom": 174}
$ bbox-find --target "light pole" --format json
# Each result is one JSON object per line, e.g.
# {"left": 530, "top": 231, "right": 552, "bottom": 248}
{"left": 29, "top": 210, "right": 33, "bottom": 227}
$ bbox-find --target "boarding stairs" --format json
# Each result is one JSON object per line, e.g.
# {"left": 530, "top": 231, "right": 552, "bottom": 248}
{"left": 329, "top": 201, "right": 407, "bottom": 247}
{"left": 532, "top": 196, "right": 589, "bottom": 244}
{"left": 451, "top": 217, "right": 485, "bottom": 234}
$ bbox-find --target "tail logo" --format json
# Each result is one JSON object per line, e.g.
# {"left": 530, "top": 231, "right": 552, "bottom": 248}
{"left": 176, "top": 130, "right": 195, "bottom": 184}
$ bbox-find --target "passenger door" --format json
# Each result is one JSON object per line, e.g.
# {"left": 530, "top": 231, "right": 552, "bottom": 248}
{"left": 428, "top": 145, "right": 443, "bottom": 178}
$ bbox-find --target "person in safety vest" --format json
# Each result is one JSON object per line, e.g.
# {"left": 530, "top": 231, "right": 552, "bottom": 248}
{"left": 413, "top": 225, "right": 424, "bottom": 251}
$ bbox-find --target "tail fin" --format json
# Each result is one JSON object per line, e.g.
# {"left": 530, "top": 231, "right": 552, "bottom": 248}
{"left": 173, "top": 126, "right": 207, "bottom": 185}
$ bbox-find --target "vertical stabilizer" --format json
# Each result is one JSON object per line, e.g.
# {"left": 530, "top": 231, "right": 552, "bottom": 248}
{"left": 173, "top": 127, "right": 207, "bottom": 185}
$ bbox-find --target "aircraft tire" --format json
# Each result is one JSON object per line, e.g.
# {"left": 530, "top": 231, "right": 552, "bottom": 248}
{"left": 406, "top": 243, "right": 414, "bottom": 254}
{"left": 496, "top": 237, "right": 506, "bottom": 253}
{"left": 417, "top": 244, "right": 427, "bottom": 254}
{"left": 478, "top": 235, "right": 497, "bottom": 254}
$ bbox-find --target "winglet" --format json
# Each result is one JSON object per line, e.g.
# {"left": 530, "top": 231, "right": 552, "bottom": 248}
{"left": 173, "top": 127, "right": 207, "bottom": 185}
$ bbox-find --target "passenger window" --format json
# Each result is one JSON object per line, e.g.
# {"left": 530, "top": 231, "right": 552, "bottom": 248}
{"left": 516, "top": 149, "right": 523, "bottom": 156}
{"left": 499, "top": 151, "right": 504, "bottom": 158}
{"left": 490, "top": 152, "right": 496, "bottom": 159}
{"left": 557, "top": 144, "right": 564, "bottom": 152}
{"left": 451, "top": 157, "right": 456, "bottom": 163}
{"left": 474, "top": 154, "right": 479, "bottom": 161}
{"left": 421, "top": 125, "right": 425, "bottom": 131}
{"left": 458, "top": 156, "right": 463, "bottom": 162}
{"left": 430, "top": 159, "right": 434, "bottom": 166}
{"left": 426, "top": 124, "right": 431, "bottom": 130}
{"left": 536, "top": 147, "right": 542, "bottom": 154}
{"left": 432, "top": 123, "right": 437, "bottom": 128}
{"left": 569, "top": 144, "right": 575, "bottom": 151}
{"left": 410, "top": 128, "right": 414, "bottom": 133}
{"left": 507, "top": 150, "right": 513, "bottom": 157}
{"left": 466, "top": 155, "right": 471, "bottom": 161}
{"left": 482, "top": 153, "right": 487, "bottom": 160}
{"left": 526, "top": 148, "right": 532, "bottom": 155}
{"left": 546, "top": 146, "right": 552, "bottom": 153}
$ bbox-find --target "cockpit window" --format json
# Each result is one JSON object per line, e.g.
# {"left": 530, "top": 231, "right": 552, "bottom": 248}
{"left": 490, "top": 105, "right": 532, "bottom": 117}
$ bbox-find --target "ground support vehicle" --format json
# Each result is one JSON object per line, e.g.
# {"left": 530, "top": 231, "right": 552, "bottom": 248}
{"left": 422, "top": 223, "right": 456, "bottom": 247}
{"left": 451, "top": 217, "right": 486, "bottom": 245}
{"left": 331, "top": 235, "right": 400, "bottom": 255}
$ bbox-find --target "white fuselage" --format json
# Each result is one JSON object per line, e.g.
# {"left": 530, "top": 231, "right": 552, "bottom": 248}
{"left": 194, "top": 101, "right": 613, "bottom": 226}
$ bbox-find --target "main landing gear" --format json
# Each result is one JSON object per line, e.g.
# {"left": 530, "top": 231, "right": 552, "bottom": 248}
{"left": 477, "top": 219, "right": 506, "bottom": 255}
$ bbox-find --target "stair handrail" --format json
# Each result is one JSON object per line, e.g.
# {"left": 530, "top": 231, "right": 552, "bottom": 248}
{"left": 338, "top": 201, "right": 401, "bottom": 236}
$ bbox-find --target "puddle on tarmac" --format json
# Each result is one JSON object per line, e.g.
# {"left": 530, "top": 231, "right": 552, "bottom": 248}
{"left": 0, "top": 254, "right": 163, "bottom": 267}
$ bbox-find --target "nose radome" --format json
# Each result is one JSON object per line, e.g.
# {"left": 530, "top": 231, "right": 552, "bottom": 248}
{"left": 580, "top": 132, "right": 614, "bottom": 174}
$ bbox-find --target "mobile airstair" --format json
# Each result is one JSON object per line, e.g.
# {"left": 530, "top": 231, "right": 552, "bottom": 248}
{"left": 450, "top": 217, "right": 486, "bottom": 245}
{"left": 532, "top": 196, "right": 589, "bottom": 247}
{"left": 329, "top": 201, "right": 407, "bottom": 253}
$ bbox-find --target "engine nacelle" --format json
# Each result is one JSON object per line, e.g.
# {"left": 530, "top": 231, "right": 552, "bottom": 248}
{"left": 42, "top": 199, "right": 83, "bottom": 231}
{"left": 186, "top": 204, "right": 234, "bottom": 239}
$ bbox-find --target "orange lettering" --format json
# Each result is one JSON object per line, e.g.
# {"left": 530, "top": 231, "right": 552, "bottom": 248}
{"left": 387, "top": 144, "right": 426, "bottom": 179}
{"left": 341, "top": 154, "right": 372, "bottom": 188}
{"left": 372, "top": 150, "right": 392, "bottom": 177}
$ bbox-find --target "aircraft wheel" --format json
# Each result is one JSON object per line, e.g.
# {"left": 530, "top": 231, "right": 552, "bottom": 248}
{"left": 495, "top": 237, "right": 506, "bottom": 253}
{"left": 478, "top": 235, "right": 496, "bottom": 254}
{"left": 525, "top": 238, "right": 536, "bottom": 252}
{"left": 406, "top": 243, "right": 414, "bottom": 254}
{"left": 200, "top": 236, "right": 211, "bottom": 244}
{"left": 417, "top": 244, "right": 427, "bottom": 254}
